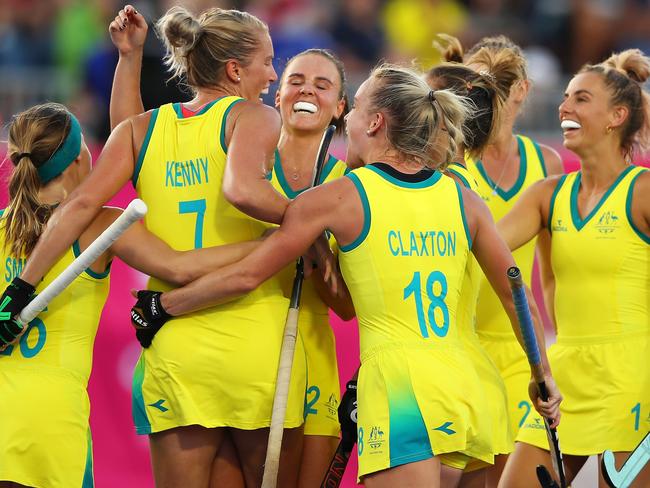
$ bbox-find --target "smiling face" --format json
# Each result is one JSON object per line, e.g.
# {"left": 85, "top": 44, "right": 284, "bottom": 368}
{"left": 239, "top": 30, "right": 277, "bottom": 102}
{"left": 559, "top": 71, "right": 624, "bottom": 154}
{"left": 277, "top": 53, "right": 346, "bottom": 134}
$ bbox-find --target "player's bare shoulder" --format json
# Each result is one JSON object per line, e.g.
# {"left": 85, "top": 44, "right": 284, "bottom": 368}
{"left": 224, "top": 100, "right": 281, "bottom": 146}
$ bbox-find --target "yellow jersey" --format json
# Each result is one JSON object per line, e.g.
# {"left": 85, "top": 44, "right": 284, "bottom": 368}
{"left": 269, "top": 150, "right": 347, "bottom": 318}
{"left": 0, "top": 221, "right": 110, "bottom": 384}
{"left": 135, "top": 97, "right": 284, "bottom": 301}
{"left": 131, "top": 98, "right": 307, "bottom": 435}
{"left": 466, "top": 135, "right": 547, "bottom": 336}
{"left": 548, "top": 166, "right": 649, "bottom": 342}
{"left": 339, "top": 164, "right": 471, "bottom": 356}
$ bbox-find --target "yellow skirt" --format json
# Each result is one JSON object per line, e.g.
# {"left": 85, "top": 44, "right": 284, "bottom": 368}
{"left": 462, "top": 331, "right": 514, "bottom": 469}
{"left": 356, "top": 341, "right": 493, "bottom": 480}
{"left": 0, "top": 365, "right": 94, "bottom": 488}
{"left": 301, "top": 311, "right": 341, "bottom": 437}
{"left": 132, "top": 297, "right": 307, "bottom": 433}
{"left": 517, "top": 333, "right": 650, "bottom": 453}
{"left": 478, "top": 332, "right": 531, "bottom": 439}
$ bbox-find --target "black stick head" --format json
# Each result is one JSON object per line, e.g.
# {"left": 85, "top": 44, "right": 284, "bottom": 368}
{"left": 536, "top": 465, "right": 560, "bottom": 488}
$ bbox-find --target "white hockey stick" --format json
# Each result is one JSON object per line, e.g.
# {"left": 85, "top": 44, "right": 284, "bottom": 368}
{"left": 602, "top": 433, "right": 650, "bottom": 488}
{"left": 18, "top": 199, "right": 148, "bottom": 324}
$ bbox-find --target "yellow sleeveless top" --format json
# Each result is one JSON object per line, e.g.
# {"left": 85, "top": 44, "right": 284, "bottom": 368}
{"left": 339, "top": 165, "right": 471, "bottom": 356}
{"left": 0, "top": 220, "right": 110, "bottom": 385}
{"left": 269, "top": 150, "right": 347, "bottom": 318}
{"left": 466, "top": 135, "right": 547, "bottom": 336}
{"left": 135, "top": 97, "right": 284, "bottom": 302}
{"left": 548, "top": 166, "right": 649, "bottom": 343}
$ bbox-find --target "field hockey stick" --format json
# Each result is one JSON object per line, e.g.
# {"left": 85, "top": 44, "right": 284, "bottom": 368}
{"left": 321, "top": 431, "right": 355, "bottom": 487}
{"left": 507, "top": 266, "right": 567, "bottom": 488}
{"left": 602, "top": 432, "right": 650, "bottom": 488}
{"left": 18, "top": 199, "right": 147, "bottom": 324}
{"left": 261, "top": 125, "right": 337, "bottom": 488}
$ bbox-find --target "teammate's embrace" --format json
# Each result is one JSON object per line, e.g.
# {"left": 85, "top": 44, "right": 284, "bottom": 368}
{"left": 136, "top": 64, "right": 562, "bottom": 487}
{"left": 0, "top": 6, "right": 311, "bottom": 487}
{"left": 0, "top": 103, "right": 267, "bottom": 488}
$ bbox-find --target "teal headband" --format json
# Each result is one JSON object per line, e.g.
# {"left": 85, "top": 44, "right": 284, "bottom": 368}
{"left": 37, "top": 113, "right": 82, "bottom": 184}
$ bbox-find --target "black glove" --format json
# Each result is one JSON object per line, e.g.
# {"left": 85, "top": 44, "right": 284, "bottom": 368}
{"left": 0, "top": 277, "right": 36, "bottom": 348}
{"left": 130, "top": 290, "right": 171, "bottom": 348}
{"left": 338, "top": 379, "right": 358, "bottom": 447}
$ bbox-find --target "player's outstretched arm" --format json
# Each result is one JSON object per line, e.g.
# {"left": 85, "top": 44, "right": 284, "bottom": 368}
{"left": 160, "top": 177, "right": 358, "bottom": 315}
{"left": 498, "top": 176, "right": 561, "bottom": 251}
{"left": 94, "top": 208, "right": 262, "bottom": 286}
{"left": 464, "top": 188, "right": 562, "bottom": 425}
{"left": 109, "top": 4, "right": 147, "bottom": 130}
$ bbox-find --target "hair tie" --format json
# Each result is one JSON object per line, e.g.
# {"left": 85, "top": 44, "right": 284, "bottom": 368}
{"left": 479, "top": 70, "right": 496, "bottom": 82}
{"left": 428, "top": 90, "right": 437, "bottom": 104}
{"left": 13, "top": 152, "right": 31, "bottom": 164}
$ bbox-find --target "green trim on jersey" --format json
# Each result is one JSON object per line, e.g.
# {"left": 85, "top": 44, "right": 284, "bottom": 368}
{"left": 475, "top": 135, "right": 528, "bottom": 201}
{"left": 570, "top": 165, "right": 635, "bottom": 231}
{"left": 132, "top": 355, "right": 152, "bottom": 435}
{"left": 72, "top": 240, "right": 111, "bottom": 279}
{"left": 532, "top": 140, "right": 547, "bottom": 177}
{"left": 455, "top": 181, "right": 472, "bottom": 249}
{"left": 133, "top": 108, "right": 159, "bottom": 187}
{"left": 340, "top": 172, "right": 371, "bottom": 252}
{"left": 273, "top": 152, "right": 340, "bottom": 199}
{"left": 172, "top": 98, "right": 222, "bottom": 119}
{"left": 219, "top": 98, "right": 245, "bottom": 153}
{"left": 447, "top": 164, "right": 471, "bottom": 189}
{"left": 366, "top": 164, "right": 442, "bottom": 189}
{"left": 548, "top": 174, "right": 568, "bottom": 231}
{"left": 626, "top": 169, "right": 650, "bottom": 244}
{"left": 81, "top": 429, "right": 94, "bottom": 488}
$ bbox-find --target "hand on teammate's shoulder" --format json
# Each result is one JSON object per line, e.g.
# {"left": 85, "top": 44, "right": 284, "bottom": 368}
{"left": 130, "top": 290, "right": 171, "bottom": 348}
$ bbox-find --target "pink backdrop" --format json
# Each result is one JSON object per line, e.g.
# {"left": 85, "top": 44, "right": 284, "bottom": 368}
{"left": 2, "top": 145, "right": 641, "bottom": 487}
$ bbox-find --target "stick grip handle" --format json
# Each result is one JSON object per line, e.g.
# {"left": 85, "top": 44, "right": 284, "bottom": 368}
{"left": 19, "top": 199, "right": 147, "bottom": 324}
{"left": 507, "top": 266, "right": 544, "bottom": 383}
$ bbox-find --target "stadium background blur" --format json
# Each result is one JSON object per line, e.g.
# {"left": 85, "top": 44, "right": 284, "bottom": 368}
{"left": 0, "top": 0, "right": 648, "bottom": 486}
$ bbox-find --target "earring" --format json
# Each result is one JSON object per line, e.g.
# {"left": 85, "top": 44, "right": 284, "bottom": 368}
{"left": 237, "top": 77, "right": 241, "bottom": 82}
{"left": 366, "top": 129, "right": 372, "bottom": 135}
{"left": 606, "top": 125, "right": 613, "bottom": 133}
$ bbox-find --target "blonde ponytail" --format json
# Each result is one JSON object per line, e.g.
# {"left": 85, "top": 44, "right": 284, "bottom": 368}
{"left": 4, "top": 103, "right": 71, "bottom": 256}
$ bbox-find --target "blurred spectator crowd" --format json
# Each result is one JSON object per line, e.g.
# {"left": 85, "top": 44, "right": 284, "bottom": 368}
{"left": 0, "top": 0, "right": 649, "bottom": 142}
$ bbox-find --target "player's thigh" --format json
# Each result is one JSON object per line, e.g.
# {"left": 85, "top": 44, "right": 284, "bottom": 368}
{"left": 440, "top": 463, "right": 464, "bottom": 488}
{"left": 298, "top": 434, "right": 339, "bottom": 488}
{"left": 210, "top": 430, "right": 244, "bottom": 488}
{"left": 485, "top": 454, "right": 508, "bottom": 488}
{"left": 598, "top": 451, "right": 650, "bottom": 488}
{"left": 499, "top": 443, "right": 588, "bottom": 488}
{"left": 364, "top": 457, "right": 441, "bottom": 488}
{"left": 149, "top": 425, "right": 225, "bottom": 488}
{"left": 458, "top": 466, "right": 486, "bottom": 488}
{"left": 231, "top": 426, "right": 304, "bottom": 488}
